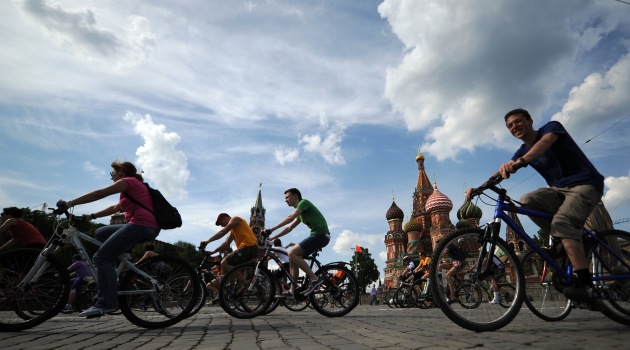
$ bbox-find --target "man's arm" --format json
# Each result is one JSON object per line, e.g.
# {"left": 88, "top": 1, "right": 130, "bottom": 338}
{"left": 499, "top": 132, "right": 559, "bottom": 178}
{"left": 201, "top": 217, "right": 241, "bottom": 247}
{"left": 267, "top": 208, "right": 302, "bottom": 239}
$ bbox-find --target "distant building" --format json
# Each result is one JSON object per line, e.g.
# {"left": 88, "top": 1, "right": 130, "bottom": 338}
{"left": 383, "top": 150, "right": 457, "bottom": 290}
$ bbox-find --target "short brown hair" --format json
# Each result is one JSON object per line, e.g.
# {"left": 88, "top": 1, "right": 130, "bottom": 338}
{"left": 504, "top": 108, "right": 532, "bottom": 122}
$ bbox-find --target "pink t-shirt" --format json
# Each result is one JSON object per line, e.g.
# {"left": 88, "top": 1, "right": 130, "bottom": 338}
{"left": 119, "top": 177, "right": 159, "bottom": 228}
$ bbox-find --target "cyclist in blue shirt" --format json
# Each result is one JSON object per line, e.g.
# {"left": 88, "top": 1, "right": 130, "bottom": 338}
{"left": 468, "top": 108, "right": 603, "bottom": 308}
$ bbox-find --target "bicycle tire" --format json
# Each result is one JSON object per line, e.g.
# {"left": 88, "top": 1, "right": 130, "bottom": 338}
{"left": 0, "top": 249, "right": 70, "bottom": 332}
{"left": 118, "top": 255, "right": 200, "bottom": 329}
{"left": 394, "top": 285, "right": 413, "bottom": 308}
{"left": 186, "top": 276, "right": 208, "bottom": 318}
{"left": 454, "top": 280, "right": 483, "bottom": 309}
{"left": 589, "top": 229, "right": 630, "bottom": 325}
{"left": 283, "top": 295, "right": 310, "bottom": 311}
{"left": 261, "top": 278, "right": 282, "bottom": 315}
{"left": 520, "top": 249, "right": 571, "bottom": 321}
{"left": 309, "top": 265, "right": 359, "bottom": 317}
{"left": 218, "top": 263, "right": 275, "bottom": 319}
{"left": 384, "top": 288, "right": 397, "bottom": 308}
{"left": 429, "top": 229, "right": 525, "bottom": 332}
{"left": 498, "top": 283, "right": 517, "bottom": 309}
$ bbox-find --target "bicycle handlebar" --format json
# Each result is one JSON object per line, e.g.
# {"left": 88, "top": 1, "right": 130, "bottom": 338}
{"left": 48, "top": 208, "right": 87, "bottom": 224}
{"left": 469, "top": 162, "right": 525, "bottom": 198}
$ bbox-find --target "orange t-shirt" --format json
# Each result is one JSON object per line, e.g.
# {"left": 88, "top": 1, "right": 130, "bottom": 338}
{"left": 230, "top": 216, "right": 257, "bottom": 249}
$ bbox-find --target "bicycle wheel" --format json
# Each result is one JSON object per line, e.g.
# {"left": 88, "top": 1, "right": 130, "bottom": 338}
{"left": 284, "top": 295, "right": 310, "bottom": 311}
{"left": 384, "top": 288, "right": 397, "bottom": 308}
{"left": 261, "top": 278, "right": 282, "bottom": 315}
{"left": 186, "top": 276, "right": 208, "bottom": 318}
{"left": 429, "top": 229, "right": 525, "bottom": 332}
{"left": 0, "top": 249, "right": 70, "bottom": 332}
{"left": 454, "top": 280, "right": 483, "bottom": 309}
{"left": 118, "top": 255, "right": 200, "bottom": 329}
{"left": 394, "top": 285, "right": 413, "bottom": 308}
{"left": 309, "top": 265, "right": 359, "bottom": 317}
{"left": 520, "top": 249, "right": 571, "bottom": 321}
{"left": 498, "top": 283, "right": 517, "bottom": 309}
{"left": 218, "top": 263, "right": 275, "bottom": 319}
{"left": 589, "top": 229, "right": 630, "bottom": 325}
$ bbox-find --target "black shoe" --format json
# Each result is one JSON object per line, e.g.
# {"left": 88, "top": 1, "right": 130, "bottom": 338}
{"left": 563, "top": 286, "right": 603, "bottom": 311}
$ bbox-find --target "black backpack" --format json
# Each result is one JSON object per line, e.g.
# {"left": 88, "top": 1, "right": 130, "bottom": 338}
{"left": 123, "top": 183, "right": 182, "bottom": 230}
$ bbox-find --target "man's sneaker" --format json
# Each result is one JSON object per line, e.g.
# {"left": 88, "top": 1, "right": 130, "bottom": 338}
{"left": 302, "top": 279, "right": 324, "bottom": 296}
{"left": 78, "top": 306, "right": 118, "bottom": 318}
{"left": 63, "top": 304, "right": 74, "bottom": 312}
{"left": 489, "top": 298, "right": 500, "bottom": 305}
{"left": 276, "top": 290, "right": 294, "bottom": 299}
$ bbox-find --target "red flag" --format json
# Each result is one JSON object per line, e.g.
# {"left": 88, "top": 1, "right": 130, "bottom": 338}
{"left": 355, "top": 245, "right": 363, "bottom": 253}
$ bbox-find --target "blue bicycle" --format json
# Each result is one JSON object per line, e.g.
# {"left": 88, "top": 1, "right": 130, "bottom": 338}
{"left": 429, "top": 172, "right": 630, "bottom": 332}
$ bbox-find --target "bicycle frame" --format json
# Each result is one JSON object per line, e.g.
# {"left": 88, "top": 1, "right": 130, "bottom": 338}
{"left": 478, "top": 189, "right": 630, "bottom": 287}
{"left": 19, "top": 220, "right": 161, "bottom": 296}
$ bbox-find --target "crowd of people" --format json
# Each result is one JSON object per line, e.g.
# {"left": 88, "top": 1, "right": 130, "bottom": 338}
{"left": 0, "top": 106, "right": 611, "bottom": 316}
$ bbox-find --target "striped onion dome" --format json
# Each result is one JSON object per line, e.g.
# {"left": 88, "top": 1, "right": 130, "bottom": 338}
{"left": 457, "top": 200, "right": 483, "bottom": 220}
{"left": 425, "top": 183, "right": 453, "bottom": 212}
{"left": 386, "top": 200, "right": 404, "bottom": 221}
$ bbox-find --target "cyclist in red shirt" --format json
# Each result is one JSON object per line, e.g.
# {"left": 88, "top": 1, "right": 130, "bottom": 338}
{"left": 0, "top": 207, "right": 46, "bottom": 253}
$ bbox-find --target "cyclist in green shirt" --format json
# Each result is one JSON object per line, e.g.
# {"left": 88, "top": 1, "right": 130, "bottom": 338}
{"left": 266, "top": 188, "right": 331, "bottom": 298}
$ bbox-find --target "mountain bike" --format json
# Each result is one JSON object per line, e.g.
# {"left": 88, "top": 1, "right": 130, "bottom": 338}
{"left": 429, "top": 171, "right": 630, "bottom": 331}
{"left": 0, "top": 210, "right": 201, "bottom": 331}
{"left": 218, "top": 235, "right": 359, "bottom": 318}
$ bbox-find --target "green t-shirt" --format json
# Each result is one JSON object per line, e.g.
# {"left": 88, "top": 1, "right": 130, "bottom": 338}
{"left": 296, "top": 199, "right": 329, "bottom": 235}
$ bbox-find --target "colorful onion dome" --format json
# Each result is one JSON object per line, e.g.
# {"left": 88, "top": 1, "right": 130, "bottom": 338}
{"left": 386, "top": 200, "right": 404, "bottom": 220}
{"left": 457, "top": 200, "right": 483, "bottom": 220}
{"left": 403, "top": 218, "right": 422, "bottom": 233}
{"left": 425, "top": 183, "right": 453, "bottom": 212}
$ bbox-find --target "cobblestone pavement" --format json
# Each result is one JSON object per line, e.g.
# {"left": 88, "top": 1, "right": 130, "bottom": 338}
{"left": 1, "top": 304, "right": 627, "bottom": 350}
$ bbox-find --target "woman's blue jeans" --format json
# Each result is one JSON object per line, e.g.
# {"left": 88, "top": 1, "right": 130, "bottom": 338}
{"left": 93, "top": 224, "right": 159, "bottom": 309}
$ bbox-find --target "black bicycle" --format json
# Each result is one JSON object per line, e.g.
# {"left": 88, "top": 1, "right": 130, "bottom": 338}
{"left": 218, "top": 234, "right": 359, "bottom": 319}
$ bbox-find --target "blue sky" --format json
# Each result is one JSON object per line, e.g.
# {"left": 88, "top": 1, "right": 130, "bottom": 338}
{"left": 2, "top": 0, "right": 630, "bottom": 277}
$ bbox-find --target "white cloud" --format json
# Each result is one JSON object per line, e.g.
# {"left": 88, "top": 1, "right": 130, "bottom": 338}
{"left": 603, "top": 171, "right": 630, "bottom": 220}
{"left": 552, "top": 51, "right": 630, "bottom": 133}
{"left": 377, "top": 0, "right": 628, "bottom": 161}
{"left": 14, "top": 0, "right": 155, "bottom": 71}
{"left": 123, "top": 112, "right": 189, "bottom": 198}
{"left": 332, "top": 229, "right": 382, "bottom": 255}
{"left": 299, "top": 114, "right": 346, "bottom": 165}
{"left": 82, "top": 161, "right": 107, "bottom": 179}
{"left": 274, "top": 146, "right": 300, "bottom": 166}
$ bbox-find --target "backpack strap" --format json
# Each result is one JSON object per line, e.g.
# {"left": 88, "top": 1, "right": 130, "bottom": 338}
{"left": 122, "top": 183, "right": 154, "bottom": 215}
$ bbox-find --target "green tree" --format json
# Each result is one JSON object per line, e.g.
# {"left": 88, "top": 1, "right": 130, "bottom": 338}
{"left": 532, "top": 229, "right": 549, "bottom": 247}
{"left": 351, "top": 248, "right": 380, "bottom": 293}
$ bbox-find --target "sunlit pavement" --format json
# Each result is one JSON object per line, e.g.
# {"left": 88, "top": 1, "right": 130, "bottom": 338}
{"left": 0, "top": 304, "right": 627, "bottom": 350}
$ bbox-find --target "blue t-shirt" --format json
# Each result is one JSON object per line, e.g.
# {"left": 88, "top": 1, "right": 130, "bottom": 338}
{"left": 512, "top": 121, "right": 604, "bottom": 192}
